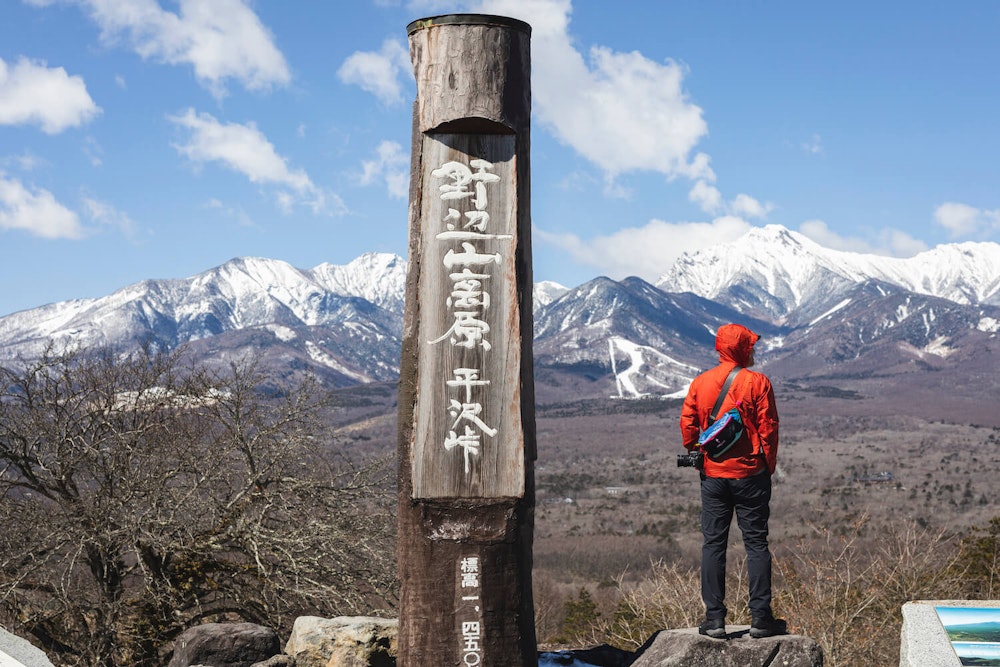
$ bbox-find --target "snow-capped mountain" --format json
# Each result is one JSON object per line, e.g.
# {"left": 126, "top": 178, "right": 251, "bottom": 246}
{"left": 533, "top": 226, "right": 1000, "bottom": 404}
{"left": 0, "top": 253, "right": 406, "bottom": 386}
{"left": 4, "top": 225, "right": 1000, "bottom": 417}
{"left": 533, "top": 280, "right": 570, "bottom": 311}
{"left": 532, "top": 276, "right": 780, "bottom": 398}
{"left": 657, "top": 225, "right": 1000, "bottom": 322}
{"left": 310, "top": 253, "right": 407, "bottom": 314}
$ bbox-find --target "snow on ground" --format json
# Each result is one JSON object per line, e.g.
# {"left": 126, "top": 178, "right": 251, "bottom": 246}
{"left": 808, "top": 298, "right": 851, "bottom": 326}
{"left": 305, "top": 341, "right": 370, "bottom": 382}
{"left": 978, "top": 316, "right": 1000, "bottom": 333}
{"left": 608, "top": 336, "right": 697, "bottom": 399}
{"left": 265, "top": 324, "right": 297, "bottom": 341}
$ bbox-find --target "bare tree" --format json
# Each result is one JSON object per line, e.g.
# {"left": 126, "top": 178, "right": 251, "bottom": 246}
{"left": 0, "top": 347, "right": 396, "bottom": 667}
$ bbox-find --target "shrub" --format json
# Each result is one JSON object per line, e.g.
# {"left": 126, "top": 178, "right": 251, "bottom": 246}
{"left": 578, "top": 514, "right": 970, "bottom": 666}
{"left": 0, "top": 347, "right": 396, "bottom": 666}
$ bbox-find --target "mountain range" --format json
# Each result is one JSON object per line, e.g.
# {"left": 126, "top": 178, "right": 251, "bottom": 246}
{"left": 3, "top": 224, "right": 1000, "bottom": 422}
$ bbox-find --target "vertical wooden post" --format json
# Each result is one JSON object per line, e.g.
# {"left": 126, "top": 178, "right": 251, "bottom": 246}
{"left": 397, "top": 13, "right": 535, "bottom": 667}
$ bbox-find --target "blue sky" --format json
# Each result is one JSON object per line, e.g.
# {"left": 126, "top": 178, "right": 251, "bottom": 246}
{"left": 937, "top": 606, "right": 1000, "bottom": 627}
{"left": 3, "top": 1, "right": 1000, "bottom": 316}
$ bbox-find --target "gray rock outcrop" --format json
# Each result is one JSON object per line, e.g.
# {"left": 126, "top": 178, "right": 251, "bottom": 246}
{"left": 168, "top": 622, "right": 280, "bottom": 667}
{"left": 283, "top": 616, "right": 397, "bottom": 667}
{"left": 250, "top": 656, "right": 296, "bottom": 667}
{"left": 0, "top": 627, "right": 55, "bottom": 667}
{"left": 631, "top": 627, "right": 823, "bottom": 667}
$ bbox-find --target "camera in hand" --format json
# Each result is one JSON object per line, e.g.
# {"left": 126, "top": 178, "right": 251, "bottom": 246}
{"left": 677, "top": 450, "right": 704, "bottom": 469}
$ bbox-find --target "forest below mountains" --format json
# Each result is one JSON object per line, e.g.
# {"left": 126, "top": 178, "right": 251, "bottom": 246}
{"left": 1, "top": 345, "right": 998, "bottom": 666}
{"left": 334, "top": 377, "right": 1000, "bottom": 666}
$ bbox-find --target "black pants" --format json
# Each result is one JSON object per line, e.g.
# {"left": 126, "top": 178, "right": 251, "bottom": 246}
{"left": 700, "top": 471, "right": 773, "bottom": 621}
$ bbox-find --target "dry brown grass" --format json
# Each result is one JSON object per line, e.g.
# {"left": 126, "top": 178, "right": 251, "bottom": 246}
{"left": 534, "top": 515, "right": 978, "bottom": 666}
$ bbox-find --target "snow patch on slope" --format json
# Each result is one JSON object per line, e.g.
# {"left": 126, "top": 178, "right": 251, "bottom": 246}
{"left": 305, "top": 341, "right": 371, "bottom": 382}
{"left": 608, "top": 336, "right": 699, "bottom": 399}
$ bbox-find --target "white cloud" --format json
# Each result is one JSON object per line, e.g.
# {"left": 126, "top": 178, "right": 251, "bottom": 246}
{"left": 801, "top": 133, "right": 823, "bottom": 155}
{"left": 798, "top": 219, "right": 927, "bottom": 257}
{"left": 350, "top": 0, "right": 711, "bottom": 181}
{"left": 337, "top": 39, "right": 411, "bottom": 106}
{"left": 602, "top": 179, "right": 633, "bottom": 200}
{"left": 404, "top": 0, "right": 460, "bottom": 11}
{"left": 82, "top": 197, "right": 136, "bottom": 237}
{"left": 0, "top": 173, "right": 84, "bottom": 239}
{"left": 169, "top": 108, "right": 343, "bottom": 215}
{"left": 536, "top": 216, "right": 753, "bottom": 282}
{"left": 83, "top": 136, "right": 103, "bottom": 167}
{"left": 798, "top": 220, "right": 870, "bottom": 253}
{"left": 689, "top": 180, "right": 772, "bottom": 219}
{"left": 0, "top": 56, "right": 101, "bottom": 133}
{"left": 934, "top": 202, "right": 1000, "bottom": 238}
{"left": 359, "top": 141, "right": 410, "bottom": 199}
{"left": 689, "top": 180, "right": 723, "bottom": 214}
{"left": 3, "top": 151, "right": 49, "bottom": 172}
{"left": 546, "top": 46, "right": 710, "bottom": 180}
{"left": 170, "top": 109, "right": 310, "bottom": 189}
{"left": 878, "top": 227, "right": 930, "bottom": 257}
{"left": 205, "top": 198, "right": 256, "bottom": 228}
{"left": 729, "top": 193, "right": 774, "bottom": 220}
{"left": 541, "top": 215, "right": 930, "bottom": 283}
{"left": 472, "top": 0, "right": 711, "bottom": 181}
{"left": 28, "top": 0, "right": 290, "bottom": 97}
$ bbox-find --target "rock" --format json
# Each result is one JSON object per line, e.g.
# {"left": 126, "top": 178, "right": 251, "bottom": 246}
{"left": 631, "top": 627, "right": 823, "bottom": 667}
{"left": 168, "top": 622, "right": 281, "bottom": 667}
{"left": 251, "top": 656, "right": 296, "bottom": 667}
{"left": 283, "top": 616, "right": 397, "bottom": 667}
{"left": 0, "top": 626, "right": 55, "bottom": 667}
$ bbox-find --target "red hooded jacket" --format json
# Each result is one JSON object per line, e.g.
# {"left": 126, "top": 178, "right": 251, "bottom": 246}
{"left": 679, "top": 323, "right": 779, "bottom": 478}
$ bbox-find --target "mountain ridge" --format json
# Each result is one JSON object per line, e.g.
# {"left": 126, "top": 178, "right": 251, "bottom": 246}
{"left": 4, "top": 225, "right": 1000, "bottom": 419}
{"left": 657, "top": 224, "right": 1000, "bottom": 322}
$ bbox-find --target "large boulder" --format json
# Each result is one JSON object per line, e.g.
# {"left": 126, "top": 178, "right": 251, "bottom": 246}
{"left": 0, "top": 626, "right": 55, "bottom": 667}
{"left": 168, "top": 622, "right": 281, "bottom": 667}
{"left": 250, "top": 656, "right": 295, "bottom": 667}
{"left": 631, "top": 627, "right": 823, "bottom": 667}
{"left": 284, "top": 616, "right": 397, "bottom": 667}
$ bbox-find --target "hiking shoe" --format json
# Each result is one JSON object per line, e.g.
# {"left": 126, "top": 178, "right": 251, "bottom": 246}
{"left": 750, "top": 616, "right": 787, "bottom": 638}
{"left": 698, "top": 618, "right": 727, "bottom": 639}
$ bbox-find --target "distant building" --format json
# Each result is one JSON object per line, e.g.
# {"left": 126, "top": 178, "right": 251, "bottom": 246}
{"left": 605, "top": 486, "right": 628, "bottom": 496}
{"left": 855, "top": 471, "right": 895, "bottom": 484}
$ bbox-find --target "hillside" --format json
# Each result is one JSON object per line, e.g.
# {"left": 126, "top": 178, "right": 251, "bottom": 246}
{"left": 4, "top": 224, "right": 1000, "bottom": 422}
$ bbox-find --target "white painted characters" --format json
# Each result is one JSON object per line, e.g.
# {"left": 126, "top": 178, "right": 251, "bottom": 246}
{"left": 459, "top": 555, "right": 482, "bottom": 665}
{"left": 461, "top": 622, "right": 482, "bottom": 665}
{"left": 429, "top": 157, "right": 509, "bottom": 476}
{"left": 431, "top": 159, "right": 501, "bottom": 233}
{"left": 461, "top": 556, "right": 480, "bottom": 589}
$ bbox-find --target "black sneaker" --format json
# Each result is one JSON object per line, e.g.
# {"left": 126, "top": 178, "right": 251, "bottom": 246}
{"left": 749, "top": 616, "right": 787, "bottom": 638}
{"left": 698, "top": 618, "right": 727, "bottom": 639}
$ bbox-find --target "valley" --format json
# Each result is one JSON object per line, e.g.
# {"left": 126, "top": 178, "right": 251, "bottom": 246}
{"left": 5, "top": 221, "right": 1000, "bottom": 663}
{"left": 328, "top": 378, "right": 1000, "bottom": 583}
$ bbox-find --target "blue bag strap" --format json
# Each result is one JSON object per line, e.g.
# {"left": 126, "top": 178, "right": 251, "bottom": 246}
{"left": 709, "top": 367, "right": 742, "bottom": 423}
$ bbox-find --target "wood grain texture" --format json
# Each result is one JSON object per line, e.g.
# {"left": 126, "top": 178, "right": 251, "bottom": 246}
{"left": 411, "top": 133, "right": 524, "bottom": 499}
{"left": 410, "top": 19, "right": 530, "bottom": 134}
{"left": 398, "top": 15, "right": 535, "bottom": 666}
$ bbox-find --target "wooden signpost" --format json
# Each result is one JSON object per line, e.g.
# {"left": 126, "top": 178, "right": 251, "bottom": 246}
{"left": 397, "top": 14, "right": 536, "bottom": 666}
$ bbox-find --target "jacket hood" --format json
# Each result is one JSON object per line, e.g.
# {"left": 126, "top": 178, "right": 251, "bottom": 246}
{"left": 715, "top": 323, "right": 760, "bottom": 367}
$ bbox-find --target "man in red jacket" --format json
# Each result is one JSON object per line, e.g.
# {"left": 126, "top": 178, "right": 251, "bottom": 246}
{"left": 680, "top": 323, "right": 785, "bottom": 639}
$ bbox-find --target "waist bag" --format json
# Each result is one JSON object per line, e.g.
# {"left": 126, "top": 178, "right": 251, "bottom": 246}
{"left": 698, "top": 367, "right": 745, "bottom": 461}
